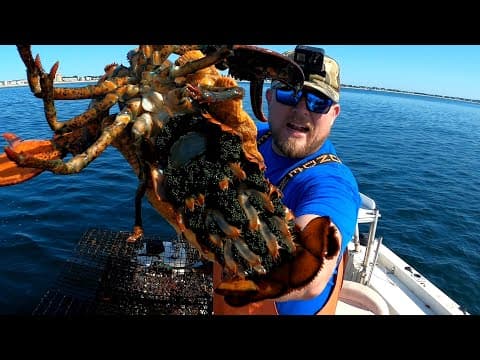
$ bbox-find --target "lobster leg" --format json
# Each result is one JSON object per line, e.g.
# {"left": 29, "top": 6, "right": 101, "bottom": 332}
{"left": 16, "top": 45, "right": 132, "bottom": 100}
{"left": 5, "top": 108, "right": 133, "bottom": 174}
{"left": 38, "top": 60, "right": 130, "bottom": 132}
{"left": 50, "top": 77, "right": 132, "bottom": 100}
{"left": 170, "top": 46, "right": 233, "bottom": 78}
{"left": 127, "top": 114, "right": 160, "bottom": 243}
{"left": 0, "top": 133, "right": 62, "bottom": 186}
{"left": 128, "top": 168, "right": 147, "bottom": 243}
{"left": 17, "top": 44, "right": 43, "bottom": 95}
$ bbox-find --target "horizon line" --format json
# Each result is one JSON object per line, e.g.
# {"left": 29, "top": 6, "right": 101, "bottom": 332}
{"left": 0, "top": 78, "right": 478, "bottom": 105}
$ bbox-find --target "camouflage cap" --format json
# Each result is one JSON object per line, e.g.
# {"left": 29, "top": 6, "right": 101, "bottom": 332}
{"left": 272, "top": 48, "right": 340, "bottom": 103}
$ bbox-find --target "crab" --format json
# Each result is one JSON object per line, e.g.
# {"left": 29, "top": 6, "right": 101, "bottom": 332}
{"left": 0, "top": 45, "right": 339, "bottom": 307}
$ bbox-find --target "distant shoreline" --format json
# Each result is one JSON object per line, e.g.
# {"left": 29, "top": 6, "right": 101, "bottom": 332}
{"left": 240, "top": 81, "right": 480, "bottom": 105}
{"left": 1, "top": 80, "right": 478, "bottom": 105}
{"left": 0, "top": 80, "right": 96, "bottom": 89}
{"left": 341, "top": 84, "right": 480, "bottom": 105}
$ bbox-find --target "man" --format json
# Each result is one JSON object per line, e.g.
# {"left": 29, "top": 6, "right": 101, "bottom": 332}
{"left": 213, "top": 46, "right": 361, "bottom": 315}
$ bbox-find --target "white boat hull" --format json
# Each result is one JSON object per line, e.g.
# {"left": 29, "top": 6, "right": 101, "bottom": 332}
{"left": 339, "top": 193, "right": 469, "bottom": 315}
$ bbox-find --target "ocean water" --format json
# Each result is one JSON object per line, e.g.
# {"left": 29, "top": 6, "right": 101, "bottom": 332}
{"left": 0, "top": 83, "right": 478, "bottom": 315}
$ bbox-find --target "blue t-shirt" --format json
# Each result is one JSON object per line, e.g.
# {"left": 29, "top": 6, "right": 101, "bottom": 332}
{"left": 256, "top": 122, "right": 361, "bottom": 315}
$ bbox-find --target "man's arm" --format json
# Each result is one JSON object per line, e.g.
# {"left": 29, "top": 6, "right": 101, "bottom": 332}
{"left": 274, "top": 214, "right": 342, "bottom": 302}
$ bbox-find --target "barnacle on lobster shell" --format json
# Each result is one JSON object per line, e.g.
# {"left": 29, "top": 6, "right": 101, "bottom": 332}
{"left": 0, "top": 44, "right": 339, "bottom": 306}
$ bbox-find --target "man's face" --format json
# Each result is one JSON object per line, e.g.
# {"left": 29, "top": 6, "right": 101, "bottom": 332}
{"left": 266, "top": 87, "right": 340, "bottom": 158}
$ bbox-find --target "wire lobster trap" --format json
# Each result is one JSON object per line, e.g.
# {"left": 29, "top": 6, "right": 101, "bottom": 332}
{"left": 33, "top": 228, "right": 213, "bottom": 316}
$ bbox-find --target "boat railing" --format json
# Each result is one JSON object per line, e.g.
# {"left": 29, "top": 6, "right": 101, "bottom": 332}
{"left": 350, "top": 193, "right": 382, "bottom": 285}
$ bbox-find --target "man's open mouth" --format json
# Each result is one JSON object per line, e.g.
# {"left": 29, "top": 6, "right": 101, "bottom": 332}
{"left": 287, "top": 123, "right": 309, "bottom": 132}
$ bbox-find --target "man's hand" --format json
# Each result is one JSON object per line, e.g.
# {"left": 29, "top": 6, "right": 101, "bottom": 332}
{"left": 216, "top": 216, "right": 341, "bottom": 307}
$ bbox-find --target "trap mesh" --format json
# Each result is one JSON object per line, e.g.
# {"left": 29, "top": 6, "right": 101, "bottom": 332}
{"left": 33, "top": 228, "right": 213, "bottom": 316}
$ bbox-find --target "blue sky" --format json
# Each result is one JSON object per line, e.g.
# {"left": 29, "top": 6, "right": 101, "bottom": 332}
{"left": 1, "top": 45, "right": 479, "bottom": 100}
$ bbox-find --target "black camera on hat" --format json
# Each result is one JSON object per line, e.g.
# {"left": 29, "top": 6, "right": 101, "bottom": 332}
{"left": 294, "top": 45, "right": 326, "bottom": 78}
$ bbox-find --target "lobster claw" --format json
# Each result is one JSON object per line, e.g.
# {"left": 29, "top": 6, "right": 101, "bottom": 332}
{"left": 224, "top": 45, "right": 305, "bottom": 122}
{"left": 0, "top": 133, "right": 62, "bottom": 186}
{"left": 216, "top": 216, "right": 340, "bottom": 307}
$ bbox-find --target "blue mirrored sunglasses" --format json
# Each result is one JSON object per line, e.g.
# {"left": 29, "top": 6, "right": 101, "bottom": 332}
{"left": 275, "top": 87, "right": 334, "bottom": 114}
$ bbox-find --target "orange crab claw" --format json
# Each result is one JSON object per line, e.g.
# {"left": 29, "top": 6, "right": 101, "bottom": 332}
{"left": 0, "top": 133, "right": 62, "bottom": 186}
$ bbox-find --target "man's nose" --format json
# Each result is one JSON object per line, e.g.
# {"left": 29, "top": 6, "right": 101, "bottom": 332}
{"left": 294, "top": 96, "right": 309, "bottom": 113}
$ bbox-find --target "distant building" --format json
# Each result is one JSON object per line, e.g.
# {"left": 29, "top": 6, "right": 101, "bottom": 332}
{"left": 61, "top": 76, "right": 78, "bottom": 82}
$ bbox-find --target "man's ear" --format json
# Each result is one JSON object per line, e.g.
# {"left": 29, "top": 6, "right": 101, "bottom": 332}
{"left": 330, "top": 104, "right": 340, "bottom": 125}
